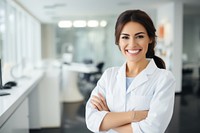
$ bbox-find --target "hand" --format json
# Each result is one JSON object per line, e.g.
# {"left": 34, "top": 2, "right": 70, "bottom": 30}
{"left": 132, "top": 110, "right": 148, "bottom": 122}
{"left": 91, "top": 93, "right": 110, "bottom": 111}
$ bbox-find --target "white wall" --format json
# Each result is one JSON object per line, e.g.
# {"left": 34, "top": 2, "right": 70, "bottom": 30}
{"left": 41, "top": 24, "right": 56, "bottom": 59}
{"left": 157, "top": 2, "right": 183, "bottom": 92}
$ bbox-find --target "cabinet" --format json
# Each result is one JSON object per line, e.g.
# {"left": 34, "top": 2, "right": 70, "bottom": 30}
{"left": 28, "top": 61, "right": 61, "bottom": 128}
{"left": 0, "top": 99, "right": 29, "bottom": 133}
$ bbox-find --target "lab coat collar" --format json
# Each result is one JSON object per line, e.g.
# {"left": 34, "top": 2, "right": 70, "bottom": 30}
{"left": 117, "top": 59, "right": 157, "bottom": 93}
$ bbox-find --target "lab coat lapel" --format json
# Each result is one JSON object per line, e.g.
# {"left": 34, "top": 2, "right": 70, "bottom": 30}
{"left": 126, "top": 71, "right": 148, "bottom": 94}
{"left": 126, "top": 59, "right": 157, "bottom": 94}
{"left": 117, "top": 62, "right": 126, "bottom": 89}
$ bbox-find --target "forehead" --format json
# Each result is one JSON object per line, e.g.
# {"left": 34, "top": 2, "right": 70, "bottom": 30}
{"left": 121, "top": 21, "right": 147, "bottom": 34}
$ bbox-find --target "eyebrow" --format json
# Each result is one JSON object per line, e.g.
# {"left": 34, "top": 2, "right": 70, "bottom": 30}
{"left": 121, "top": 32, "right": 145, "bottom": 36}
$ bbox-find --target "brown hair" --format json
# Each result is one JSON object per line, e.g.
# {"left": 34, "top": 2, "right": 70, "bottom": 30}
{"left": 115, "top": 10, "right": 166, "bottom": 69}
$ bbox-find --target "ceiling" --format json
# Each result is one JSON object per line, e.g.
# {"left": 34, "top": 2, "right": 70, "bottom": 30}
{"left": 14, "top": 0, "right": 200, "bottom": 23}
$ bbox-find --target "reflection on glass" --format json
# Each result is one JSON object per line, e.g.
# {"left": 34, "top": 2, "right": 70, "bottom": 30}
{"left": 56, "top": 26, "right": 107, "bottom": 63}
{"left": 0, "top": 0, "right": 6, "bottom": 61}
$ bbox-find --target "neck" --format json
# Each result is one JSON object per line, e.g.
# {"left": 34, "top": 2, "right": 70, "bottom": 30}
{"left": 126, "top": 59, "right": 149, "bottom": 77}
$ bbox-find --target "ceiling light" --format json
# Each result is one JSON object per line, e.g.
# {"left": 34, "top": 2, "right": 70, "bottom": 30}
{"left": 58, "top": 21, "right": 72, "bottom": 28}
{"left": 87, "top": 20, "right": 99, "bottom": 27}
{"left": 100, "top": 20, "right": 107, "bottom": 27}
{"left": 73, "top": 20, "right": 87, "bottom": 27}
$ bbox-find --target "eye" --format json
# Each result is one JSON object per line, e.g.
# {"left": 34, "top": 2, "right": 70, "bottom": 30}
{"left": 121, "top": 36, "right": 129, "bottom": 39}
{"left": 136, "top": 35, "right": 144, "bottom": 39}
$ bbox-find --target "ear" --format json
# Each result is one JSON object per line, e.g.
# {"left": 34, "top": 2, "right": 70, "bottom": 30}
{"left": 149, "top": 38, "right": 153, "bottom": 44}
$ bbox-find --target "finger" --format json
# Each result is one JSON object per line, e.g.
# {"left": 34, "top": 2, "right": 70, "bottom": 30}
{"left": 92, "top": 95, "right": 105, "bottom": 105}
{"left": 92, "top": 95, "right": 108, "bottom": 111}
{"left": 96, "top": 94, "right": 110, "bottom": 111}
{"left": 92, "top": 96, "right": 103, "bottom": 105}
{"left": 90, "top": 102, "right": 97, "bottom": 109}
{"left": 91, "top": 96, "right": 104, "bottom": 108}
{"left": 92, "top": 95, "right": 100, "bottom": 100}
{"left": 98, "top": 95, "right": 109, "bottom": 111}
{"left": 91, "top": 99, "right": 103, "bottom": 111}
{"left": 97, "top": 93, "right": 107, "bottom": 107}
{"left": 92, "top": 98, "right": 104, "bottom": 109}
{"left": 90, "top": 100, "right": 97, "bottom": 109}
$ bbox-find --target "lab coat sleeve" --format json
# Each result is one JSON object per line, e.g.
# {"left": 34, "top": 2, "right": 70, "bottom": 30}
{"left": 85, "top": 69, "right": 109, "bottom": 132}
{"left": 131, "top": 71, "right": 176, "bottom": 133}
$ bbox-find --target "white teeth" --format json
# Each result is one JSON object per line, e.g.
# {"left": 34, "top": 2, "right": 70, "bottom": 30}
{"left": 127, "top": 49, "right": 140, "bottom": 54}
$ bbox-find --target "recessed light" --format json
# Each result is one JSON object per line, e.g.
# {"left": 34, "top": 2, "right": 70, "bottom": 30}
{"left": 87, "top": 20, "right": 99, "bottom": 27}
{"left": 73, "top": 20, "right": 87, "bottom": 28}
{"left": 58, "top": 21, "right": 72, "bottom": 28}
{"left": 100, "top": 20, "right": 107, "bottom": 27}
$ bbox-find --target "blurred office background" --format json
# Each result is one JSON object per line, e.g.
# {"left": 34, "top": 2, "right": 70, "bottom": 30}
{"left": 0, "top": 0, "right": 200, "bottom": 133}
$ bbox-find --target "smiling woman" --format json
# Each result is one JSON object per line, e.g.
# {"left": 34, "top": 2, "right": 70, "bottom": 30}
{"left": 85, "top": 9, "right": 176, "bottom": 133}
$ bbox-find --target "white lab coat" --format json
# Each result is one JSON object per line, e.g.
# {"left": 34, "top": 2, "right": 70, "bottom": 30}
{"left": 85, "top": 59, "right": 176, "bottom": 133}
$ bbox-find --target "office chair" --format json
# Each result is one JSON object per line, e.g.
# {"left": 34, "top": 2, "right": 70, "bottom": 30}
{"left": 79, "top": 62, "right": 105, "bottom": 103}
{"left": 79, "top": 59, "right": 93, "bottom": 82}
{"left": 88, "top": 62, "right": 104, "bottom": 84}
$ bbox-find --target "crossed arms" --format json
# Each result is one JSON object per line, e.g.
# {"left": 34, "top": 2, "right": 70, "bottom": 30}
{"left": 91, "top": 93, "right": 148, "bottom": 133}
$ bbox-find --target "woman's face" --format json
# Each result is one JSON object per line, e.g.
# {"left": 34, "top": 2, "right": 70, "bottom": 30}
{"left": 119, "top": 21, "right": 151, "bottom": 63}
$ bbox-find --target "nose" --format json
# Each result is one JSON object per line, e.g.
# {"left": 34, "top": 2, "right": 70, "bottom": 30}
{"left": 129, "top": 37, "right": 137, "bottom": 46}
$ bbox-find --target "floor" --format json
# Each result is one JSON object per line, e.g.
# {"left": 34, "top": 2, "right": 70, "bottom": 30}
{"left": 30, "top": 76, "right": 200, "bottom": 133}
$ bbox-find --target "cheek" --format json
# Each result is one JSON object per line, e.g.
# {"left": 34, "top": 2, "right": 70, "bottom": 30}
{"left": 119, "top": 39, "right": 127, "bottom": 48}
{"left": 118, "top": 42, "right": 124, "bottom": 50}
{"left": 138, "top": 41, "right": 149, "bottom": 51}
{"left": 143, "top": 43, "right": 149, "bottom": 51}
{"left": 118, "top": 44, "right": 127, "bottom": 55}
{"left": 142, "top": 45, "right": 149, "bottom": 54}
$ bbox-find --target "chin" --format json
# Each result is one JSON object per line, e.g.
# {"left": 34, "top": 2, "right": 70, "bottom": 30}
{"left": 126, "top": 57, "right": 145, "bottom": 63}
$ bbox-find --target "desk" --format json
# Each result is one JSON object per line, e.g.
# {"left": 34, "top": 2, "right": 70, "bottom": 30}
{"left": 61, "top": 62, "right": 98, "bottom": 102}
{"left": 0, "top": 70, "right": 44, "bottom": 133}
{"left": 183, "top": 62, "right": 200, "bottom": 78}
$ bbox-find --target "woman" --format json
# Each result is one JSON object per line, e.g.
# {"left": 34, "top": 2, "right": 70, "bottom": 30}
{"left": 85, "top": 9, "right": 176, "bottom": 133}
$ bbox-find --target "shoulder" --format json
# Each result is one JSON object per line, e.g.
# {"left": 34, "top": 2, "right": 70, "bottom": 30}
{"left": 104, "top": 66, "right": 120, "bottom": 73}
{"left": 155, "top": 68, "right": 176, "bottom": 83}
{"left": 147, "top": 59, "right": 175, "bottom": 83}
{"left": 103, "top": 66, "right": 120, "bottom": 77}
{"left": 97, "top": 66, "right": 120, "bottom": 85}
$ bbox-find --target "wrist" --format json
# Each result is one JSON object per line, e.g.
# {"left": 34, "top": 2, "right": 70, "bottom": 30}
{"left": 130, "top": 111, "right": 136, "bottom": 122}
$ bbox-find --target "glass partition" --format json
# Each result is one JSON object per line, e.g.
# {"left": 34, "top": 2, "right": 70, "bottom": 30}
{"left": 0, "top": 0, "right": 6, "bottom": 63}
{"left": 0, "top": 0, "right": 41, "bottom": 80}
{"left": 56, "top": 25, "right": 107, "bottom": 64}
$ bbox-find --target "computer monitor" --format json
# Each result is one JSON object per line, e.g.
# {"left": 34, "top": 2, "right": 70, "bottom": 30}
{"left": 0, "top": 59, "right": 10, "bottom": 96}
{"left": 0, "top": 59, "right": 2, "bottom": 89}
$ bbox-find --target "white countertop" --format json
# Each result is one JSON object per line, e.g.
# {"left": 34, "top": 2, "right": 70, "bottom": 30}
{"left": 62, "top": 62, "right": 98, "bottom": 73}
{"left": 0, "top": 70, "right": 44, "bottom": 127}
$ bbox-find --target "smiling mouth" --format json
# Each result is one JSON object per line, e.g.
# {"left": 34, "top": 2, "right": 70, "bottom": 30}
{"left": 126, "top": 49, "right": 141, "bottom": 54}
